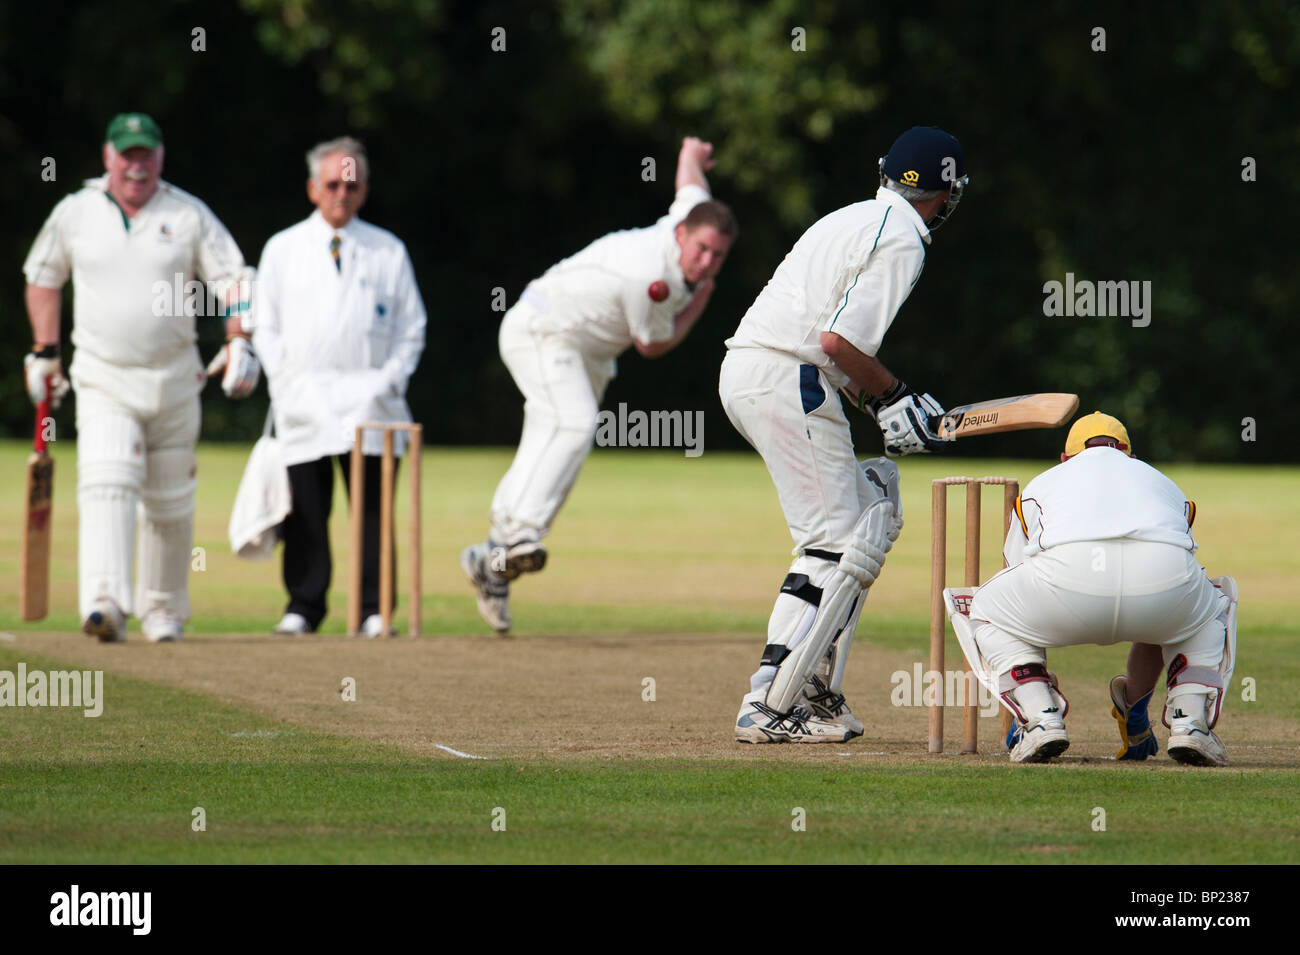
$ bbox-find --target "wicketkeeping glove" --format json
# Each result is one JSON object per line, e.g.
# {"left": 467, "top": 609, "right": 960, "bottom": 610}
{"left": 206, "top": 336, "right": 261, "bottom": 398}
{"left": 870, "top": 381, "right": 951, "bottom": 456}
{"left": 24, "top": 346, "right": 70, "bottom": 409}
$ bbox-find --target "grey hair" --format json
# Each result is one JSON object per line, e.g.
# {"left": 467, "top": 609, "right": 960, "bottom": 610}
{"left": 306, "top": 137, "right": 370, "bottom": 184}
{"left": 883, "top": 177, "right": 944, "bottom": 202}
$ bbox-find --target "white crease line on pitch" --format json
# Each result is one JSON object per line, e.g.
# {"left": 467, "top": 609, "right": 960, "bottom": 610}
{"left": 0, "top": 633, "right": 15, "bottom": 642}
{"left": 837, "top": 752, "right": 887, "bottom": 756}
{"left": 435, "top": 743, "right": 492, "bottom": 760}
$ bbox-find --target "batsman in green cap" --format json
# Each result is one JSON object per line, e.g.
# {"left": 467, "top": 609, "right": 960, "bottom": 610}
{"left": 21, "top": 113, "right": 261, "bottom": 643}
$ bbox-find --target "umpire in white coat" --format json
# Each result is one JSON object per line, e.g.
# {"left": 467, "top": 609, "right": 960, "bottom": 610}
{"left": 252, "top": 137, "right": 426, "bottom": 638}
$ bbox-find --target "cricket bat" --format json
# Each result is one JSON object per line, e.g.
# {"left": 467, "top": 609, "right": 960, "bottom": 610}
{"left": 20, "top": 395, "right": 53, "bottom": 621}
{"left": 937, "top": 393, "right": 1079, "bottom": 439}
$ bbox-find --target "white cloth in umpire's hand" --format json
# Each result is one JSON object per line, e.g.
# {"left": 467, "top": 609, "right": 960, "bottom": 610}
{"left": 229, "top": 414, "right": 291, "bottom": 560}
{"left": 876, "top": 392, "right": 949, "bottom": 456}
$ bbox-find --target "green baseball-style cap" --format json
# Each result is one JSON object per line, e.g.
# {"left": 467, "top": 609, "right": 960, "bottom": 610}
{"left": 105, "top": 113, "right": 163, "bottom": 151}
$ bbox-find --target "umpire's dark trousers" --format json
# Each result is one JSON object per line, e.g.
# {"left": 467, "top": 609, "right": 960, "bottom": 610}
{"left": 282, "top": 454, "right": 397, "bottom": 630}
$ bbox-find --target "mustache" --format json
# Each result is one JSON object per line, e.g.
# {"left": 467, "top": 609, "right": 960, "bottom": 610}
{"left": 124, "top": 170, "right": 150, "bottom": 182}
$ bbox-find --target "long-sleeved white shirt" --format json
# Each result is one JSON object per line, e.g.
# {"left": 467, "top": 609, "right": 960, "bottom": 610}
{"left": 251, "top": 211, "right": 427, "bottom": 464}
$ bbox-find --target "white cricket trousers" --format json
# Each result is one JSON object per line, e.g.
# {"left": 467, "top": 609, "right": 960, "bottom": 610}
{"left": 969, "top": 540, "right": 1228, "bottom": 675}
{"left": 721, "top": 347, "right": 881, "bottom": 694}
{"left": 71, "top": 348, "right": 202, "bottom": 621}
{"left": 719, "top": 347, "right": 875, "bottom": 553}
{"left": 489, "top": 301, "right": 614, "bottom": 545}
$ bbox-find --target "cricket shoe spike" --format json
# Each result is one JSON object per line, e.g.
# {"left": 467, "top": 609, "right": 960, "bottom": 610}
{"left": 83, "top": 597, "right": 126, "bottom": 644}
{"left": 489, "top": 539, "right": 547, "bottom": 581}
{"left": 461, "top": 543, "right": 511, "bottom": 634}
{"left": 735, "top": 690, "right": 852, "bottom": 744}
{"left": 802, "top": 675, "right": 865, "bottom": 738}
{"left": 1109, "top": 675, "right": 1158, "bottom": 760}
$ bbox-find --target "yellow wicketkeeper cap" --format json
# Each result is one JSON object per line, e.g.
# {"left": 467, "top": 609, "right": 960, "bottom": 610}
{"left": 1064, "top": 411, "right": 1132, "bottom": 457}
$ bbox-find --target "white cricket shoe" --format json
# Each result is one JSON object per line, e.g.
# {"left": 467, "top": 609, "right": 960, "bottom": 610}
{"left": 141, "top": 608, "right": 183, "bottom": 643}
{"left": 360, "top": 614, "right": 396, "bottom": 639}
{"left": 735, "top": 690, "right": 852, "bottom": 744}
{"left": 1168, "top": 724, "right": 1229, "bottom": 767}
{"left": 802, "top": 676, "right": 865, "bottom": 738}
{"left": 82, "top": 598, "right": 126, "bottom": 643}
{"left": 273, "top": 612, "right": 313, "bottom": 635}
{"left": 491, "top": 539, "right": 547, "bottom": 581}
{"left": 1166, "top": 689, "right": 1229, "bottom": 766}
{"left": 461, "top": 543, "right": 511, "bottom": 634}
{"left": 1008, "top": 719, "right": 1070, "bottom": 763}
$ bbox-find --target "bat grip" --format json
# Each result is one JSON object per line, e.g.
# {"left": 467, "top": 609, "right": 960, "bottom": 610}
{"left": 33, "top": 382, "right": 50, "bottom": 454}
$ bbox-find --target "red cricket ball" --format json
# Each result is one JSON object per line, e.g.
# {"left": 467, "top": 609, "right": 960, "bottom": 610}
{"left": 647, "top": 280, "right": 669, "bottom": 302}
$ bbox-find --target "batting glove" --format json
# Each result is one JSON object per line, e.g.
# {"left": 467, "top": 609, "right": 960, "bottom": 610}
{"left": 24, "top": 346, "right": 70, "bottom": 409}
{"left": 206, "top": 336, "right": 261, "bottom": 399}
{"left": 872, "top": 384, "right": 951, "bottom": 456}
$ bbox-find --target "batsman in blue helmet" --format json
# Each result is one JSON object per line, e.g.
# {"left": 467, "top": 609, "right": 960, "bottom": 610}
{"left": 720, "top": 126, "right": 968, "bottom": 742}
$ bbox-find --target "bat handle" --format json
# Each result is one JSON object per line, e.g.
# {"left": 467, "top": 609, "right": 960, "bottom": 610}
{"left": 34, "top": 381, "right": 51, "bottom": 454}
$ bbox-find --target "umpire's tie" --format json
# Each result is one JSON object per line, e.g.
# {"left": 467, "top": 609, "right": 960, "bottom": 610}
{"left": 329, "top": 234, "right": 341, "bottom": 272}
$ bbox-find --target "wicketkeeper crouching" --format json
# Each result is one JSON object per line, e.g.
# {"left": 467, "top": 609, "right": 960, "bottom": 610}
{"left": 946, "top": 412, "right": 1238, "bottom": 765}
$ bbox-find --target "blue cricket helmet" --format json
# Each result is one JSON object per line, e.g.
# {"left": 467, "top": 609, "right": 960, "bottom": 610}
{"left": 879, "top": 126, "right": 969, "bottom": 229}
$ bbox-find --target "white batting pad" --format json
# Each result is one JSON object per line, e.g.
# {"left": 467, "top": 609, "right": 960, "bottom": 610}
{"left": 1210, "top": 575, "right": 1239, "bottom": 685}
{"left": 135, "top": 449, "right": 197, "bottom": 622}
{"left": 944, "top": 586, "right": 1002, "bottom": 703}
{"left": 767, "top": 500, "right": 894, "bottom": 712}
{"left": 77, "top": 486, "right": 137, "bottom": 618}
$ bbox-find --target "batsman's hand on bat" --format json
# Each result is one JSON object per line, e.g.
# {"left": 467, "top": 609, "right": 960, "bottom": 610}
{"left": 205, "top": 336, "right": 261, "bottom": 398}
{"left": 867, "top": 381, "right": 951, "bottom": 456}
{"left": 24, "top": 345, "right": 70, "bottom": 409}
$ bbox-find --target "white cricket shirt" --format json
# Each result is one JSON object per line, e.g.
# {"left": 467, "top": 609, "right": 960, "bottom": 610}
{"left": 725, "top": 187, "right": 930, "bottom": 390}
{"left": 517, "top": 184, "right": 710, "bottom": 363}
{"left": 1016, "top": 447, "right": 1198, "bottom": 556}
{"left": 23, "top": 175, "right": 246, "bottom": 367}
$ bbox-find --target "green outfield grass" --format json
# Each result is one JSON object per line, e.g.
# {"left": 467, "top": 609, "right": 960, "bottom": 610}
{"left": 1, "top": 645, "right": 1294, "bottom": 864}
{"left": 0, "top": 442, "right": 1296, "bottom": 864}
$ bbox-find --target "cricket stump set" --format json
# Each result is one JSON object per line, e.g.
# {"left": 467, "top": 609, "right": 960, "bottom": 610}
{"left": 929, "top": 475, "right": 1019, "bottom": 754}
{"left": 346, "top": 421, "right": 423, "bottom": 637}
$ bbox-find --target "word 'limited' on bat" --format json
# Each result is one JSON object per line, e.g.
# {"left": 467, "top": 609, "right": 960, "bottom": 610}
{"left": 20, "top": 395, "right": 54, "bottom": 621}
{"left": 936, "top": 393, "right": 1079, "bottom": 439}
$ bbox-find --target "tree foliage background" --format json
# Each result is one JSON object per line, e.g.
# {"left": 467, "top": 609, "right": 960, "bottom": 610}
{"left": 2, "top": 0, "right": 1296, "bottom": 461}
